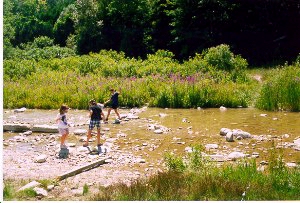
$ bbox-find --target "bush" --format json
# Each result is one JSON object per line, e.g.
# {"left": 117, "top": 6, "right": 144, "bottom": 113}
{"left": 202, "top": 44, "right": 248, "bottom": 72}
{"left": 256, "top": 66, "right": 300, "bottom": 111}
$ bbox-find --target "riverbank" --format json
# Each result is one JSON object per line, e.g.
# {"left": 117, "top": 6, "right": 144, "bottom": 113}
{"left": 3, "top": 107, "right": 300, "bottom": 200}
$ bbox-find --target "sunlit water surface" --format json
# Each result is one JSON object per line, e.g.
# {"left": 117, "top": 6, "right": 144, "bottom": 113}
{"left": 3, "top": 108, "right": 300, "bottom": 164}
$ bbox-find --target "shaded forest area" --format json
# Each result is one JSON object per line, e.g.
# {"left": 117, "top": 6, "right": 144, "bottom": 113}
{"left": 3, "top": 0, "right": 300, "bottom": 66}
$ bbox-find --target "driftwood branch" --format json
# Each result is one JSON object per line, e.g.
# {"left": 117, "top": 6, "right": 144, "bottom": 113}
{"left": 56, "top": 156, "right": 111, "bottom": 181}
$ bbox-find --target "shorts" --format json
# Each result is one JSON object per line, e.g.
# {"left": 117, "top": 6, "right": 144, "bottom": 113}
{"left": 111, "top": 104, "right": 118, "bottom": 109}
{"left": 59, "top": 128, "right": 69, "bottom": 135}
{"left": 89, "top": 120, "right": 101, "bottom": 130}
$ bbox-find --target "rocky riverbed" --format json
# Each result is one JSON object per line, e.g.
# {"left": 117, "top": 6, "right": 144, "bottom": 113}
{"left": 3, "top": 107, "right": 300, "bottom": 200}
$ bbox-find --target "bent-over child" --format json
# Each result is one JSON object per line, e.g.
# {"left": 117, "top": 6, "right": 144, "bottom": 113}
{"left": 104, "top": 88, "right": 121, "bottom": 121}
{"left": 83, "top": 99, "right": 105, "bottom": 153}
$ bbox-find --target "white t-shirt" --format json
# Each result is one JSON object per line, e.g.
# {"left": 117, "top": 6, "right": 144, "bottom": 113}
{"left": 56, "top": 113, "right": 68, "bottom": 129}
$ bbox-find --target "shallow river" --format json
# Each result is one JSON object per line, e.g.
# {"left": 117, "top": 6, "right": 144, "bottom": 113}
{"left": 3, "top": 107, "right": 300, "bottom": 163}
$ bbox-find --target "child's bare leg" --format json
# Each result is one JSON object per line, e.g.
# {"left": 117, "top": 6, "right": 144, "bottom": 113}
{"left": 84, "top": 130, "right": 92, "bottom": 146}
{"left": 114, "top": 109, "right": 121, "bottom": 119}
{"left": 96, "top": 128, "right": 101, "bottom": 145}
{"left": 106, "top": 108, "right": 112, "bottom": 120}
{"left": 61, "top": 133, "right": 68, "bottom": 145}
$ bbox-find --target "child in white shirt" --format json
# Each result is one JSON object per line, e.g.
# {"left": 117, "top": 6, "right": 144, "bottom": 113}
{"left": 56, "top": 104, "right": 69, "bottom": 149}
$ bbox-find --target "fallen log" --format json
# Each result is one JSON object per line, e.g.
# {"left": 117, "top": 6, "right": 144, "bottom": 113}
{"left": 56, "top": 156, "right": 111, "bottom": 181}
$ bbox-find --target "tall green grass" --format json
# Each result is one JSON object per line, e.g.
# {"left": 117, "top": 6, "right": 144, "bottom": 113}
{"left": 5, "top": 45, "right": 300, "bottom": 111}
{"left": 91, "top": 145, "right": 300, "bottom": 201}
{"left": 3, "top": 70, "right": 255, "bottom": 109}
{"left": 256, "top": 66, "right": 300, "bottom": 111}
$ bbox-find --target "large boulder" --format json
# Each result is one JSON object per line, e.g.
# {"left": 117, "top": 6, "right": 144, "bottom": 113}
{"left": 225, "top": 131, "right": 234, "bottom": 142}
{"left": 32, "top": 124, "right": 58, "bottom": 133}
{"left": 3, "top": 123, "right": 31, "bottom": 132}
{"left": 232, "top": 129, "right": 251, "bottom": 139}
{"left": 220, "top": 128, "right": 231, "bottom": 136}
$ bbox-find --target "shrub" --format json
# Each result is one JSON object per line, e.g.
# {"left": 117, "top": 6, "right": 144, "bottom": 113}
{"left": 164, "top": 153, "right": 186, "bottom": 172}
{"left": 202, "top": 44, "right": 248, "bottom": 72}
{"left": 256, "top": 65, "right": 300, "bottom": 111}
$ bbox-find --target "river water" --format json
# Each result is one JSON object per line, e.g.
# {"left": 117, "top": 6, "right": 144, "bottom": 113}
{"left": 3, "top": 107, "right": 300, "bottom": 163}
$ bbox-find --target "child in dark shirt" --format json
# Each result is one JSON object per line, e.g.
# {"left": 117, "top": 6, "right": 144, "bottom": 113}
{"left": 104, "top": 88, "right": 121, "bottom": 121}
{"left": 83, "top": 99, "right": 105, "bottom": 150}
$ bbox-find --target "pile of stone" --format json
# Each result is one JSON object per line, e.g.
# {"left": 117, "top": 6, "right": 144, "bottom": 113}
{"left": 220, "top": 128, "right": 251, "bottom": 142}
{"left": 147, "top": 124, "right": 171, "bottom": 134}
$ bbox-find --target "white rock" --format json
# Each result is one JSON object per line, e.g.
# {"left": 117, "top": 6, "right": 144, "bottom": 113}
{"left": 205, "top": 144, "right": 219, "bottom": 150}
{"left": 21, "top": 131, "right": 33, "bottom": 136}
{"left": 106, "top": 138, "right": 117, "bottom": 143}
{"left": 117, "top": 133, "right": 127, "bottom": 138}
{"left": 154, "top": 129, "right": 163, "bottom": 134}
{"left": 73, "top": 129, "right": 87, "bottom": 135}
{"left": 208, "top": 154, "right": 226, "bottom": 162}
{"left": 282, "top": 134, "right": 289, "bottom": 138}
{"left": 68, "top": 143, "right": 76, "bottom": 147}
{"left": 294, "top": 138, "right": 300, "bottom": 146}
{"left": 232, "top": 129, "right": 251, "bottom": 139}
{"left": 226, "top": 132, "right": 234, "bottom": 142}
{"left": 14, "top": 135, "right": 25, "bottom": 142}
{"left": 227, "top": 152, "right": 246, "bottom": 160}
{"left": 220, "top": 128, "right": 231, "bottom": 136}
{"left": 35, "top": 154, "right": 47, "bottom": 163}
{"left": 47, "top": 185, "right": 55, "bottom": 191}
{"left": 77, "top": 146, "right": 90, "bottom": 153}
{"left": 286, "top": 162, "right": 297, "bottom": 168}
{"left": 105, "top": 158, "right": 113, "bottom": 163}
{"left": 159, "top": 113, "right": 167, "bottom": 117}
{"left": 34, "top": 187, "right": 48, "bottom": 197}
{"left": 185, "top": 147, "right": 193, "bottom": 153}
{"left": 219, "top": 106, "right": 227, "bottom": 111}
{"left": 127, "top": 114, "right": 139, "bottom": 119}
{"left": 14, "top": 107, "right": 27, "bottom": 113}
{"left": 18, "top": 181, "right": 41, "bottom": 191}
{"left": 260, "top": 114, "right": 267, "bottom": 117}
{"left": 137, "top": 158, "right": 146, "bottom": 163}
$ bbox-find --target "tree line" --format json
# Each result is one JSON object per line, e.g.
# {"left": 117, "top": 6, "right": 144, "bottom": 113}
{"left": 4, "top": 0, "right": 300, "bottom": 66}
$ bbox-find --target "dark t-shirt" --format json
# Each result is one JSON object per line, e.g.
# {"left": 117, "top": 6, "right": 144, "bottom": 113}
{"left": 89, "top": 105, "right": 102, "bottom": 120}
{"left": 111, "top": 92, "right": 119, "bottom": 106}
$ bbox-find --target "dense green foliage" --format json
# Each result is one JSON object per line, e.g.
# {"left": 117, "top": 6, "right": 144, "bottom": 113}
{"left": 4, "top": 0, "right": 300, "bottom": 65}
{"left": 256, "top": 65, "right": 300, "bottom": 111}
{"left": 3, "top": 46, "right": 256, "bottom": 109}
{"left": 91, "top": 146, "right": 300, "bottom": 200}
